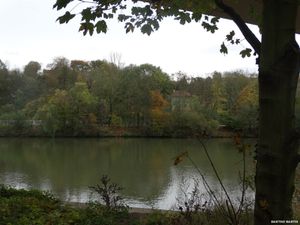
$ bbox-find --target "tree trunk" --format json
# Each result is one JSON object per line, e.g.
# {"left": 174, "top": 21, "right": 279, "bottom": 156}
{"left": 254, "top": 1, "right": 300, "bottom": 224}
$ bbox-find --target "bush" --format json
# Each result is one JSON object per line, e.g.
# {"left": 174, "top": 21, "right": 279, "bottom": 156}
{"left": 0, "top": 185, "right": 131, "bottom": 225}
{"left": 89, "top": 175, "right": 128, "bottom": 212}
{"left": 166, "top": 111, "right": 218, "bottom": 137}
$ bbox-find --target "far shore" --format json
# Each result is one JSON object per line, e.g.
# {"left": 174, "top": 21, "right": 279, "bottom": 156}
{"left": 0, "top": 127, "right": 257, "bottom": 139}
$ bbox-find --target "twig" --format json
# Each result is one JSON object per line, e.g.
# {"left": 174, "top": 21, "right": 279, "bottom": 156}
{"left": 198, "top": 139, "right": 238, "bottom": 224}
{"left": 237, "top": 145, "right": 246, "bottom": 217}
{"left": 187, "top": 155, "right": 228, "bottom": 220}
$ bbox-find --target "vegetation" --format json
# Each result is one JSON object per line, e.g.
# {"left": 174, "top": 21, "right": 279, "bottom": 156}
{"left": 2, "top": 57, "right": 300, "bottom": 139}
{"left": 173, "top": 136, "right": 254, "bottom": 225}
{"left": 0, "top": 181, "right": 253, "bottom": 225}
{"left": 0, "top": 58, "right": 264, "bottom": 137}
{"left": 53, "top": 0, "right": 300, "bottom": 224}
{"left": 0, "top": 184, "right": 131, "bottom": 225}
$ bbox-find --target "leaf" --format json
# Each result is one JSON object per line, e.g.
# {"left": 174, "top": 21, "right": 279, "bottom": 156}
{"left": 144, "top": 5, "right": 153, "bottom": 17}
{"left": 53, "top": 0, "right": 72, "bottom": 10}
{"left": 226, "top": 31, "right": 235, "bottom": 41}
{"left": 95, "top": 20, "right": 107, "bottom": 33}
{"left": 240, "top": 48, "right": 252, "bottom": 58}
{"left": 210, "top": 16, "right": 219, "bottom": 24}
{"left": 192, "top": 12, "right": 202, "bottom": 22}
{"left": 57, "top": 11, "right": 75, "bottom": 24}
{"left": 151, "top": 20, "right": 159, "bottom": 30}
{"left": 81, "top": 8, "right": 93, "bottom": 21}
{"left": 220, "top": 42, "right": 228, "bottom": 55}
{"left": 79, "top": 22, "right": 94, "bottom": 36}
{"left": 125, "top": 22, "right": 134, "bottom": 33}
{"left": 141, "top": 24, "right": 153, "bottom": 35}
{"left": 179, "top": 17, "right": 186, "bottom": 25}
{"left": 118, "top": 14, "right": 130, "bottom": 22}
{"left": 201, "top": 21, "right": 218, "bottom": 33}
{"left": 175, "top": 12, "right": 191, "bottom": 25}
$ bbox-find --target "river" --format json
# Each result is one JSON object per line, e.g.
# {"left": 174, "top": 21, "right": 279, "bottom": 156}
{"left": 0, "top": 138, "right": 255, "bottom": 209}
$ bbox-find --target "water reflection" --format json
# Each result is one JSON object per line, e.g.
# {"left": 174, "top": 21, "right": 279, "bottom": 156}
{"left": 0, "top": 138, "right": 255, "bottom": 209}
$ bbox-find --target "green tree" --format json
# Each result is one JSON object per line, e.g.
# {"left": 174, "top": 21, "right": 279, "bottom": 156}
{"left": 35, "top": 83, "right": 97, "bottom": 136}
{"left": 0, "top": 61, "right": 23, "bottom": 107}
{"left": 44, "top": 57, "right": 77, "bottom": 91}
{"left": 0, "top": 60, "right": 11, "bottom": 105}
{"left": 210, "top": 72, "right": 227, "bottom": 119}
{"left": 231, "top": 80, "right": 258, "bottom": 132}
{"left": 15, "top": 61, "right": 43, "bottom": 108}
{"left": 68, "top": 82, "right": 98, "bottom": 133}
{"left": 35, "top": 89, "right": 70, "bottom": 136}
{"left": 90, "top": 60, "right": 121, "bottom": 124}
{"left": 223, "top": 71, "right": 252, "bottom": 112}
{"left": 189, "top": 76, "right": 213, "bottom": 108}
{"left": 138, "top": 64, "right": 173, "bottom": 96}
{"left": 54, "top": 1, "right": 300, "bottom": 223}
{"left": 116, "top": 65, "right": 151, "bottom": 127}
{"left": 70, "top": 60, "right": 93, "bottom": 89}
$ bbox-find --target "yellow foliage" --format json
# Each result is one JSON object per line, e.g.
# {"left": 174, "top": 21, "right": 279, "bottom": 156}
{"left": 235, "top": 81, "right": 258, "bottom": 110}
{"left": 149, "top": 90, "right": 169, "bottom": 125}
{"left": 150, "top": 90, "right": 169, "bottom": 109}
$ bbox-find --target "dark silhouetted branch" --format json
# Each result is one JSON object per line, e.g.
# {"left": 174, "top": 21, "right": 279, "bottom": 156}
{"left": 214, "top": 0, "right": 261, "bottom": 55}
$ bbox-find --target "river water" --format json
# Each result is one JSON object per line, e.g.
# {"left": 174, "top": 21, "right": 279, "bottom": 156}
{"left": 0, "top": 138, "right": 255, "bottom": 209}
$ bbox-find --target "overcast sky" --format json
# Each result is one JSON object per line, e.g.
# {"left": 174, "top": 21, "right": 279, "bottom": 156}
{"left": 0, "top": 0, "right": 299, "bottom": 76}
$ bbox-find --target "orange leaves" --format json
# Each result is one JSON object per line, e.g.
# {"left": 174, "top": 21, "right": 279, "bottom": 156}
{"left": 150, "top": 90, "right": 169, "bottom": 109}
{"left": 149, "top": 90, "right": 169, "bottom": 126}
{"left": 174, "top": 151, "right": 188, "bottom": 166}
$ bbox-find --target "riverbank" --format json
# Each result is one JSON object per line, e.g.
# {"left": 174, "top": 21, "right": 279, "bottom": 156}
{"left": 0, "top": 125, "right": 257, "bottom": 138}
{"left": 0, "top": 185, "right": 253, "bottom": 225}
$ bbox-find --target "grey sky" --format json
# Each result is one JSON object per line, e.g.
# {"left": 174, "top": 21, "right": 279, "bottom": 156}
{"left": 0, "top": 0, "right": 299, "bottom": 76}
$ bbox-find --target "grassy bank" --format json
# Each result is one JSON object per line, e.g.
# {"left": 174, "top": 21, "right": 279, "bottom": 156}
{"left": 0, "top": 185, "right": 254, "bottom": 225}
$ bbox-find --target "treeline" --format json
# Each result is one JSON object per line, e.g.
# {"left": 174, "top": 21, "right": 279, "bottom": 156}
{"left": 0, "top": 58, "right": 264, "bottom": 137}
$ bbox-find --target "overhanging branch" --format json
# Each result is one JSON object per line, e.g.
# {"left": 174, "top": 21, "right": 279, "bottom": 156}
{"left": 214, "top": 0, "right": 261, "bottom": 55}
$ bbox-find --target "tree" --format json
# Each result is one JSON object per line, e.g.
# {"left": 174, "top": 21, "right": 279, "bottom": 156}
{"left": 210, "top": 72, "right": 227, "bottom": 119}
{"left": 0, "top": 64, "right": 23, "bottom": 107}
{"left": 90, "top": 60, "right": 121, "bottom": 124}
{"left": 223, "top": 70, "right": 252, "bottom": 112}
{"left": 44, "top": 57, "right": 77, "bottom": 91}
{"left": 232, "top": 80, "right": 258, "bottom": 132}
{"left": 24, "top": 61, "right": 41, "bottom": 78}
{"left": 16, "top": 61, "right": 43, "bottom": 108}
{"left": 35, "top": 83, "right": 97, "bottom": 136}
{"left": 35, "top": 89, "right": 71, "bottom": 136}
{"left": 53, "top": 0, "right": 300, "bottom": 223}
{"left": 149, "top": 90, "right": 169, "bottom": 134}
{"left": 117, "top": 65, "right": 152, "bottom": 127}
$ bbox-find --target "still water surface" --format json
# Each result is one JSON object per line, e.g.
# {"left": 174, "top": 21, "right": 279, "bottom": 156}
{"left": 0, "top": 138, "right": 254, "bottom": 209}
